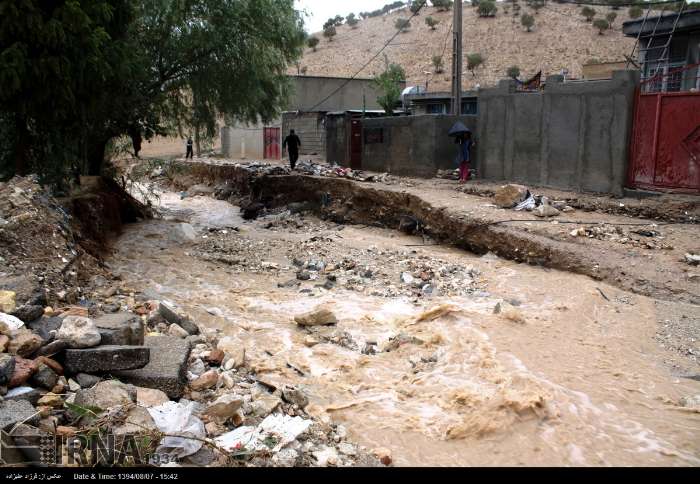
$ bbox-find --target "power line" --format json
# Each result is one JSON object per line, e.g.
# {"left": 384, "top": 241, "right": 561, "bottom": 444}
{"left": 305, "top": 0, "right": 430, "bottom": 113}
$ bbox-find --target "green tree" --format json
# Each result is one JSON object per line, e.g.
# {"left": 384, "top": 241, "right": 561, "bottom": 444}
{"left": 308, "top": 36, "right": 320, "bottom": 51}
{"left": 478, "top": 0, "right": 498, "bottom": 17}
{"left": 521, "top": 13, "right": 535, "bottom": 31}
{"left": 395, "top": 18, "right": 411, "bottom": 32}
{"left": 373, "top": 63, "right": 406, "bottom": 115}
{"left": 409, "top": 0, "right": 424, "bottom": 14}
{"left": 346, "top": 13, "right": 359, "bottom": 28}
{"left": 606, "top": 11, "right": 617, "bottom": 28}
{"left": 581, "top": 6, "right": 596, "bottom": 22}
{"left": 507, "top": 66, "right": 521, "bottom": 79}
{"left": 467, "top": 53, "right": 484, "bottom": 77}
{"left": 628, "top": 5, "right": 644, "bottom": 19}
{"left": 324, "top": 25, "right": 337, "bottom": 41}
{"left": 433, "top": 0, "right": 454, "bottom": 11}
{"left": 432, "top": 55, "right": 444, "bottom": 73}
{"left": 593, "top": 18, "right": 609, "bottom": 34}
{"left": 425, "top": 16, "right": 440, "bottom": 30}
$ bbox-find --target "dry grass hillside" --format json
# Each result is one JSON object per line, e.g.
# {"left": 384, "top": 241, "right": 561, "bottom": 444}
{"left": 295, "top": 2, "right": 636, "bottom": 90}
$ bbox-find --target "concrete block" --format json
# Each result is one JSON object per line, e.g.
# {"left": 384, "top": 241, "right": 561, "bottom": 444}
{"left": 64, "top": 346, "right": 150, "bottom": 374}
{"left": 93, "top": 313, "right": 144, "bottom": 346}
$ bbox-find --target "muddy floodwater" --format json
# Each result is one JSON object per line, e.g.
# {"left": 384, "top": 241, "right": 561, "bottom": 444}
{"left": 108, "top": 189, "right": 700, "bottom": 467}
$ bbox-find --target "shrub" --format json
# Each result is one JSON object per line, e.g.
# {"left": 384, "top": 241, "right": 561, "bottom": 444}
{"left": 346, "top": 13, "right": 359, "bottom": 28}
{"left": 606, "top": 12, "right": 617, "bottom": 28}
{"left": 593, "top": 18, "right": 609, "bottom": 34}
{"left": 467, "top": 53, "right": 484, "bottom": 77}
{"left": 628, "top": 6, "right": 643, "bottom": 19}
{"left": 433, "top": 0, "right": 454, "bottom": 11}
{"left": 425, "top": 16, "right": 439, "bottom": 30}
{"left": 581, "top": 6, "right": 596, "bottom": 22}
{"left": 478, "top": 0, "right": 497, "bottom": 17}
{"left": 373, "top": 63, "right": 406, "bottom": 115}
{"left": 507, "top": 66, "right": 521, "bottom": 79}
{"left": 432, "top": 55, "right": 444, "bottom": 74}
{"left": 521, "top": 13, "right": 534, "bottom": 31}
{"left": 323, "top": 26, "right": 337, "bottom": 41}
{"left": 409, "top": 0, "right": 424, "bottom": 14}
{"left": 395, "top": 18, "right": 411, "bottom": 32}
{"left": 307, "top": 36, "right": 320, "bottom": 51}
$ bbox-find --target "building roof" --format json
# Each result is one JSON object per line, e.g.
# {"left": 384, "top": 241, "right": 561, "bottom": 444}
{"left": 405, "top": 91, "right": 479, "bottom": 103}
{"left": 622, "top": 9, "right": 700, "bottom": 37}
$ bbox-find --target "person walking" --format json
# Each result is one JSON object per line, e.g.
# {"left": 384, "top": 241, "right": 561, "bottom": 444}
{"left": 186, "top": 137, "right": 194, "bottom": 159}
{"left": 456, "top": 131, "right": 475, "bottom": 184}
{"left": 282, "top": 129, "right": 301, "bottom": 170}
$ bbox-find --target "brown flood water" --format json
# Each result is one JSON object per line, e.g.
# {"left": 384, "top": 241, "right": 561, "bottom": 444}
{"left": 109, "top": 190, "right": 700, "bottom": 466}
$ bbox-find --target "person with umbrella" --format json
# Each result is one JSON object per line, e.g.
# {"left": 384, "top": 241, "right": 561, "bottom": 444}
{"left": 449, "top": 122, "right": 475, "bottom": 184}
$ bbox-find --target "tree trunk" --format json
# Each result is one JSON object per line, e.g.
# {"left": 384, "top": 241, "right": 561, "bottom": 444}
{"left": 195, "top": 126, "right": 201, "bottom": 157}
{"left": 87, "top": 138, "right": 109, "bottom": 176}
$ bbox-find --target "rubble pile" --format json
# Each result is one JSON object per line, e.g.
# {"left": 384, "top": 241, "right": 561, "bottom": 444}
{"left": 0, "top": 178, "right": 382, "bottom": 468}
{"left": 568, "top": 224, "right": 674, "bottom": 250}
{"left": 494, "top": 184, "right": 574, "bottom": 217}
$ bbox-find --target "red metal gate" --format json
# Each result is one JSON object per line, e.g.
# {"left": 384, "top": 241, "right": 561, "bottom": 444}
{"left": 263, "top": 127, "right": 280, "bottom": 160}
{"left": 628, "top": 70, "right": 700, "bottom": 193}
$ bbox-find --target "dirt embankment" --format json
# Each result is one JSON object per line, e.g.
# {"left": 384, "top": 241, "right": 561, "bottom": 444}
{"left": 169, "top": 161, "right": 700, "bottom": 305}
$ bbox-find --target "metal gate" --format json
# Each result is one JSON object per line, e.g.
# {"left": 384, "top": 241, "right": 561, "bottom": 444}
{"left": 263, "top": 127, "right": 280, "bottom": 160}
{"left": 350, "top": 119, "right": 362, "bottom": 170}
{"left": 628, "top": 67, "right": 700, "bottom": 193}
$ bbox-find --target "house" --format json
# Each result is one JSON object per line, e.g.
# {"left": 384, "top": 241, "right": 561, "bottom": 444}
{"left": 403, "top": 90, "right": 479, "bottom": 116}
{"left": 220, "top": 75, "right": 403, "bottom": 160}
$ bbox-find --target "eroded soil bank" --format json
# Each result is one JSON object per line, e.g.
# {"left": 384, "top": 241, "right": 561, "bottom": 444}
{"left": 109, "top": 164, "right": 700, "bottom": 466}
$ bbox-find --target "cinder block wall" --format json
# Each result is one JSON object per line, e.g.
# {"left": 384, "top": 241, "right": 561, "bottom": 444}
{"left": 476, "top": 70, "right": 639, "bottom": 195}
{"left": 361, "top": 115, "right": 478, "bottom": 177}
{"left": 282, "top": 112, "right": 326, "bottom": 156}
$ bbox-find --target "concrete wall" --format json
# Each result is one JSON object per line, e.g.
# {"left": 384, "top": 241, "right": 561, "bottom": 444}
{"left": 287, "top": 76, "right": 403, "bottom": 112}
{"left": 282, "top": 112, "right": 326, "bottom": 156}
{"left": 477, "top": 70, "right": 639, "bottom": 195}
{"left": 361, "top": 115, "right": 478, "bottom": 177}
{"left": 325, "top": 114, "right": 351, "bottom": 166}
{"left": 220, "top": 125, "right": 266, "bottom": 159}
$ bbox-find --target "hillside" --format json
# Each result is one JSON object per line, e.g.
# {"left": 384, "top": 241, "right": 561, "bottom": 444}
{"left": 295, "top": 2, "right": 636, "bottom": 91}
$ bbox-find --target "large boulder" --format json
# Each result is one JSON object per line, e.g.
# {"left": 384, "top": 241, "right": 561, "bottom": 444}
{"left": 294, "top": 305, "right": 338, "bottom": 327}
{"left": 56, "top": 316, "right": 101, "bottom": 348}
{"left": 494, "top": 184, "right": 529, "bottom": 209}
{"left": 93, "top": 313, "right": 144, "bottom": 346}
{"left": 64, "top": 346, "right": 150, "bottom": 374}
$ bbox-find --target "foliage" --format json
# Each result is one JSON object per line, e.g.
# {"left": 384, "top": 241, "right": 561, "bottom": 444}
{"left": 360, "top": 1, "right": 406, "bottom": 19}
{"left": 346, "top": 13, "right": 359, "bottom": 28}
{"left": 409, "top": 0, "right": 424, "bottom": 14}
{"left": 466, "top": 53, "right": 484, "bottom": 77}
{"left": 395, "top": 18, "right": 411, "bottom": 32}
{"left": 425, "top": 16, "right": 439, "bottom": 30}
{"left": 432, "top": 0, "right": 454, "bottom": 11}
{"left": 507, "top": 66, "right": 521, "bottom": 79}
{"left": 593, "top": 18, "right": 609, "bottom": 34}
{"left": 478, "top": 0, "right": 498, "bottom": 17}
{"left": 606, "top": 11, "right": 617, "bottom": 28}
{"left": 308, "top": 36, "right": 320, "bottom": 51}
{"left": 432, "top": 55, "right": 444, "bottom": 73}
{"left": 521, "top": 13, "right": 535, "bottom": 31}
{"left": 628, "top": 5, "right": 644, "bottom": 19}
{"left": 373, "top": 63, "right": 406, "bottom": 115}
{"left": 323, "top": 25, "right": 337, "bottom": 40}
{"left": 581, "top": 6, "right": 596, "bottom": 22}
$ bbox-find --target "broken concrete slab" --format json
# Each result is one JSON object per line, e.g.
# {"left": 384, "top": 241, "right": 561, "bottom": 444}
{"left": 93, "top": 312, "right": 144, "bottom": 346}
{"left": 114, "top": 336, "right": 191, "bottom": 399}
{"left": 64, "top": 346, "right": 150, "bottom": 374}
{"left": 159, "top": 301, "right": 200, "bottom": 335}
{"left": 0, "top": 400, "right": 38, "bottom": 430}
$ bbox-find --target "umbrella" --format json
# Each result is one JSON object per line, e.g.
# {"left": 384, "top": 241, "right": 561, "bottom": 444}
{"left": 448, "top": 121, "right": 471, "bottom": 137}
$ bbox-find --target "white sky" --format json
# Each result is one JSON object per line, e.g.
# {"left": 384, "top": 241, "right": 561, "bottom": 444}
{"left": 295, "top": 0, "right": 390, "bottom": 33}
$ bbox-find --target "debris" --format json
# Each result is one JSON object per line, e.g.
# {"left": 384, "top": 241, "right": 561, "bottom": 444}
{"left": 64, "top": 345, "right": 149, "bottom": 373}
{"left": 148, "top": 401, "right": 206, "bottom": 460}
{"left": 494, "top": 301, "right": 526, "bottom": 324}
{"left": 74, "top": 380, "right": 136, "bottom": 410}
{"left": 0, "top": 354, "right": 16, "bottom": 386}
{"left": 75, "top": 373, "right": 101, "bottom": 389}
{"left": 372, "top": 447, "right": 393, "bottom": 466}
{"left": 533, "top": 204, "right": 560, "bottom": 218}
{"left": 56, "top": 316, "right": 102, "bottom": 349}
{"left": 11, "top": 305, "right": 44, "bottom": 324}
{"left": 215, "top": 413, "right": 312, "bottom": 453}
{"left": 0, "top": 313, "right": 25, "bottom": 335}
{"left": 0, "top": 292, "right": 16, "bottom": 314}
{"left": 495, "top": 184, "right": 529, "bottom": 208}
{"left": 294, "top": 305, "right": 338, "bottom": 327}
{"left": 203, "top": 394, "right": 244, "bottom": 423}
{"left": 190, "top": 370, "right": 219, "bottom": 391}
{"left": 282, "top": 385, "right": 309, "bottom": 409}
{"left": 514, "top": 193, "right": 536, "bottom": 211}
{"left": 9, "top": 357, "right": 38, "bottom": 388}
{"left": 93, "top": 312, "right": 144, "bottom": 346}
{"left": 0, "top": 400, "right": 39, "bottom": 430}
{"left": 30, "top": 364, "right": 58, "bottom": 390}
{"left": 168, "top": 323, "right": 190, "bottom": 338}
{"left": 159, "top": 302, "right": 200, "bottom": 335}
{"left": 685, "top": 253, "right": 700, "bottom": 266}
{"left": 137, "top": 387, "right": 171, "bottom": 408}
{"left": 7, "top": 330, "right": 43, "bottom": 357}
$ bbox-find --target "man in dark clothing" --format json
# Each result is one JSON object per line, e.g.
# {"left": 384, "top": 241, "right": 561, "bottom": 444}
{"left": 186, "top": 137, "right": 194, "bottom": 159}
{"left": 282, "top": 129, "right": 301, "bottom": 170}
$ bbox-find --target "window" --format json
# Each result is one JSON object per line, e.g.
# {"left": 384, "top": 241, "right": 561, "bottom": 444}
{"left": 461, "top": 100, "right": 478, "bottom": 115}
{"left": 426, "top": 103, "right": 446, "bottom": 114}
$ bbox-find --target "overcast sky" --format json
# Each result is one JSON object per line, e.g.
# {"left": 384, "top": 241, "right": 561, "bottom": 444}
{"left": 295, "top": 0, "right": 390, "bottom": 33}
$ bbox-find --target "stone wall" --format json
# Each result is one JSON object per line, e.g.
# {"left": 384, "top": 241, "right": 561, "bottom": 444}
{"left": 476, "top": 70, "right": 639, "bottom": 195}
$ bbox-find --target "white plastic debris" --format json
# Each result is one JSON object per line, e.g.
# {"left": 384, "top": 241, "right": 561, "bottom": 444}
{"left": 215, "top": 414, "right": 312, "bottom": 453}
{"left": 685, "top": 253, "right": 700, "bottom": 266}
{"left": 514, "top": 194, "right": 536, "bottom": 211}
{"left": 0, "top": 312, "right": 25, "bottom": 334}
{"left": 147, "top": 401, "right": 206, "bottom": 460}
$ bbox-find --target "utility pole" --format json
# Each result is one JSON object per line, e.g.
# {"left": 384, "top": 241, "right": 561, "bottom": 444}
{"left": 451, "top": 0, "right": 463, "bottom": 115}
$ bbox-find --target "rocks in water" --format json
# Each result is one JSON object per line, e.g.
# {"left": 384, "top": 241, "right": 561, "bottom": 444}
{"left": 400, "top": 272, "right": 415, "bottom": 284}
{"left": 93, "top": 312, "right": 144, "bottom": 346}
{"left": 494, "top": 301, "right": 526, "bottom": 324}
{"left": 0, "top": 291, "right": 16, "bottom": 314}
{"left": 159, "top": 302, "right": 200, "bottom": 335}
{"left": 495, "top": 184, "right": 529, "bottom": 208}
{"left": 11, "top": 305, "right": 44, "bottom": 324}
{"left": 74, "top": 380, "right": 136, "bottom": 411}
{"left": 282, "top": 385, "right": 309, "bottom": 409}
{"left": 0, "top": 400, "right": 39, "bottom": 430}
{"left": 0, "top": 354, "right": 16, "bottom": 386}
{"left": 56, "top": 316, "right": 101, "bottom": 349}
{"left": 190, "top": 370, "right": 219, "bottom": 391}
{"left": 372, "top": 447, "right": 393, "bottom": 466}
{"left": 205, "top": 349, "right": 225, "bottom": 366}
{"left": 7, "top": 330, "right": 43, "bottom": 357}
{"left": 203, "top": 394, "right": 243, "bottom": 423}
{"left": 30, "top": 363, "right": 58, "bottom": 390}
{"left": 533, "top": 204, "right": 560, "bottom": 218}
{"left": 136, "top": 387, "right": 170, "bottom": 408}
{"left": 64, "top": 346, "right": 150, "bottom": 373}
{"left": 75, "top": 373, "right": 101, "bottom": 389}
{"left": 114, "top": 336, "right": 191, "bottom": 399}
{"left": 294, "top": 305, "right": 338, "bottom": 327}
